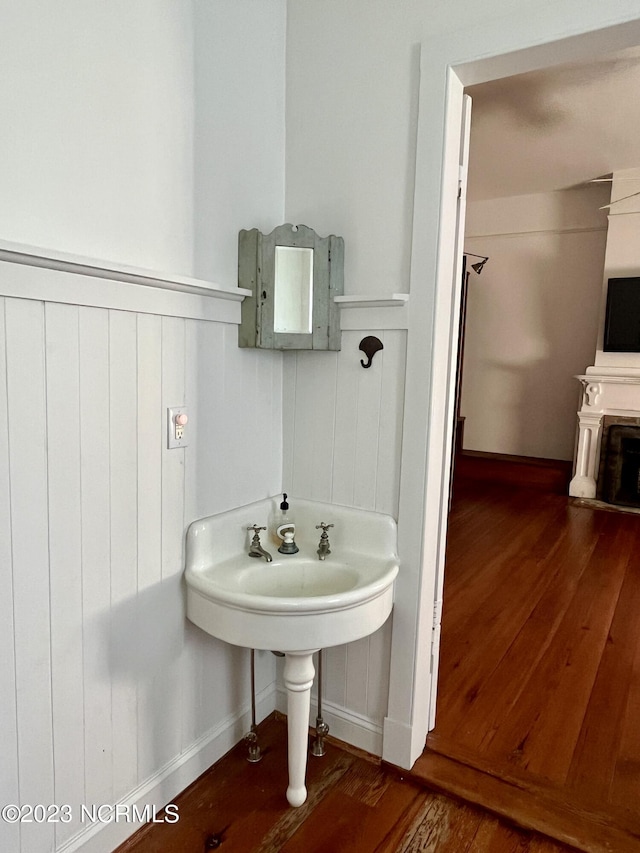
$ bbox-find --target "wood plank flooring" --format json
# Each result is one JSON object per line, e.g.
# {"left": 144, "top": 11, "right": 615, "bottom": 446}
{"left": 411, "top": 455, "right": 640, "bottom": 853}
{"left": 114, "top": 714, "right": 574, "bottom": 853}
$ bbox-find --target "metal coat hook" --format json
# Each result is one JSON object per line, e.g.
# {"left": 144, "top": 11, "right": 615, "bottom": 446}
{"left": 359, "top": 336, "right": 383, "bottom": 368}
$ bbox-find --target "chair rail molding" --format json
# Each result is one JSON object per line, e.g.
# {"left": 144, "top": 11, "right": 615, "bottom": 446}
{"left": 0, "top": 239, "right": 250, "bottom": 323}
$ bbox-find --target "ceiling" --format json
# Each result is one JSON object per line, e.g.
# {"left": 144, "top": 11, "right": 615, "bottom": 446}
{"left": 466, "top": 44, "right": 640, "bottom": 201}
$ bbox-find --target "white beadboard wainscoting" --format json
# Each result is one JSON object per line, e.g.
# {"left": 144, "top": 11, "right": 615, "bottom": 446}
{"left": 0, "top": 255, "right": 282, "bottom": 853}
{"left": 1, "top": 243, "right": 409, "bottom": 852}
{"left": 280, "top": 329, "right": 407, "bottom": 750}
{"left": 283, "top": 330, "right": 406, "bottom": 514}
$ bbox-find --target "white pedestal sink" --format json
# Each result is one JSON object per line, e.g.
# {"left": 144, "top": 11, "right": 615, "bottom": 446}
{"left": 184, "top": 497, "right": 399, "bottom": 806}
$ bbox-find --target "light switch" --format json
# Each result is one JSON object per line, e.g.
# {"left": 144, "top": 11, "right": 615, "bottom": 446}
{"left": 167, "top": 406, "right": 188, "bottom": 449}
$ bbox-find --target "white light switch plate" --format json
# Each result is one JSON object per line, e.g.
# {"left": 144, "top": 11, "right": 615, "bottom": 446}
{"left": 167, "top": 406, "right": 188, "bottom": 449}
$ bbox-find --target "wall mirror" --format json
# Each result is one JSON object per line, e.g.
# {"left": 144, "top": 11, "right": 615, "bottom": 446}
{"left": 238, "top": 223, "right": 343, "bottom": 350}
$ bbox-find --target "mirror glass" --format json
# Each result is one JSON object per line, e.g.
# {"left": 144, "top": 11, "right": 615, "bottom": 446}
{"left": 274, "top": 246, "right": 313, "bottom": 334}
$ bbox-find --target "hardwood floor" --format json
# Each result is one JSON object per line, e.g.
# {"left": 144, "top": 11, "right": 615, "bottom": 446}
{"left": 412, "top": 455, "right": 640, "bottom": 853}
{"left": 114, "top": 715, "right": 574, "bottom": 853}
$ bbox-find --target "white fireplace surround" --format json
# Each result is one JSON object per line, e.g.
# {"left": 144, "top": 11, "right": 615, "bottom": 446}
{"left": 570, "top": 166, "right": 640, "bottom": 501}
{"left": 570, "top": 367, "right": 640, "bottom": 498}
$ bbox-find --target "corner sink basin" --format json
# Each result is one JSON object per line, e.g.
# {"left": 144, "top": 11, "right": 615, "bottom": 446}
{"left": 184, "top": 498, "right": 399, "bottom": 652}
{"left": 184, "top": 497, "right": 399, "bottom": 807}
{"left": 216, "top": 555, "right": 360, "bottom": 596}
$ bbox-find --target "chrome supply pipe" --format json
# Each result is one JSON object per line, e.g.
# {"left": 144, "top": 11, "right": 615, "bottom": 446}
{"left": 311, "top": 649, "right": 329, "bottom": 757}
{"left": 244, "top": 649, "right": 262, "bottom": 763}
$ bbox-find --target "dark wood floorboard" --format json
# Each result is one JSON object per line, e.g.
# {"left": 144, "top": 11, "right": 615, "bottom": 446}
{"left": 114, "top": 715, "right": 576, "bottom": 853}
{"left": 412, "top": 456, "right": 640, "bottom": 853}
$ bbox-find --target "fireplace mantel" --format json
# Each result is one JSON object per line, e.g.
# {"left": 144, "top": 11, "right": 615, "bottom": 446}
{"left": 570, "top": 370, "right": 640, "bottom": 498}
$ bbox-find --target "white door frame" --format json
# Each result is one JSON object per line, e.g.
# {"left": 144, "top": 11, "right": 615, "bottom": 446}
{"left": 383, "top": 6, "right": 640, "bottom": 771}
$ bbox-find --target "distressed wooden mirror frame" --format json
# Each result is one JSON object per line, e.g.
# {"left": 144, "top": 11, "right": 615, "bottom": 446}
{"left": 238, "top": 223, "right": 343, "bottom": 350}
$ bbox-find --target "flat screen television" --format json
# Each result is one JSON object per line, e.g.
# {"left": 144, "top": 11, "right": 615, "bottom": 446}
{"left": 603, "top": 277, "right": 640, "bottom": 352}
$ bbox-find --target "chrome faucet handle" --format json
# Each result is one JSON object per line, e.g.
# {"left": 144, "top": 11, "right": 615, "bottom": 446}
{"left": 316, "top": 523, "right": 334, "bottom": 561}
{"left": 247, "top": 525, "right": 267, "bottom": 546}
{"left": 247, "top": 525, "right": 272, "bottom": 562}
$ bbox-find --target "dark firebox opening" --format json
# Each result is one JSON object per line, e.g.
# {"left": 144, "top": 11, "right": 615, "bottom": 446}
{"left": 603, "top": 425, "right": 640, "bottom": 508}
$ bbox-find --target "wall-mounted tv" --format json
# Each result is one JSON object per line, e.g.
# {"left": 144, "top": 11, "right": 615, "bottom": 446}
{"left": 603, "top": 277, "right": 640, "bottom": 352}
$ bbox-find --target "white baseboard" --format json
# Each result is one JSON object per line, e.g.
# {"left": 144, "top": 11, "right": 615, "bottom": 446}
{"left": 381, "top": 715, "right": 416, "bottom": 770}
{"left": 57, "top": 684, "right": 277, "bottom": 853}
{"left": 275, "top": 687, "right": 383, "bottom": 757}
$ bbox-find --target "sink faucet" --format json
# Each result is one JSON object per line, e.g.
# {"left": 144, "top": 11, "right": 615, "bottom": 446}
{"left": 315, "top": 523, "right": 334, "bottom": 560}
{"left": 247, "top": 525, "right": 272, "bottom": 562}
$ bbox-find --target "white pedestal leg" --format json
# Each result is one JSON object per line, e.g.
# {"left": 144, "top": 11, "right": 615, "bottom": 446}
{"left": 283, "top": 651, "right": 316, "bottom": 807}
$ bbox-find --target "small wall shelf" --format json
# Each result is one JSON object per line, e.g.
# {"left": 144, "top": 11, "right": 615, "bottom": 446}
{"left": 334, "top": 294, "right": 409, "bottom": 309}
{"left": 334, "top": 293, "right": 410, "bottom": 332}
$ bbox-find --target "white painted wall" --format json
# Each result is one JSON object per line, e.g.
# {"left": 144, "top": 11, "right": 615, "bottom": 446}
{"left": 0, "top": 3, "right": 286, "bottom": 852}
{"left": 193, "top": 0, "right": 286, "bottom": 285}
{"left": 461, "top": 187, "right": 609, "bottom": 460}
{"left": 0, "top": 0, "right": 194, "bottom": 274}
{"left": 284, "top": 0, "right": 565, "bottom": 300}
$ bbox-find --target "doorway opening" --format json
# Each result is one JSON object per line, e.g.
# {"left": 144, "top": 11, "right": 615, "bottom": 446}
{"left": 410, "top": 36, "right": 640, "bottom": 853}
